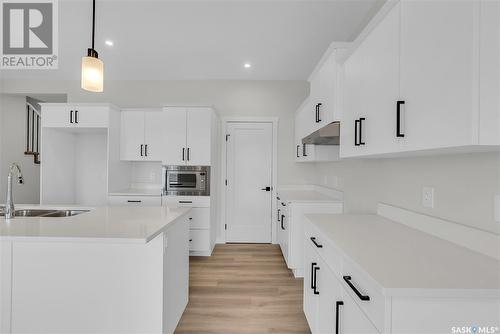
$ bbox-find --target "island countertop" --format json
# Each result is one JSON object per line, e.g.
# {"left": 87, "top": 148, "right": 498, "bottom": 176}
{"left": 0, "top": 205, "right": 190, "bottom": 243}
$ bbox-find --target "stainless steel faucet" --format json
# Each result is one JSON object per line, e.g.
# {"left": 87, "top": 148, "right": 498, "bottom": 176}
{"left": 5, "top": 163, "right": 24, "bottom": 219}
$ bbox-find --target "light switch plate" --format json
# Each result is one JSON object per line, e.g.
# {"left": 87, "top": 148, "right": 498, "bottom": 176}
{"left": 495, "top": 195, "right": 500, "bottom": 223}
{"left": 422, "top": 187, "right": 435, "bottom": 208}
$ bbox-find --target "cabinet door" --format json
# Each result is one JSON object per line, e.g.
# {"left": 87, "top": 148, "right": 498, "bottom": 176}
{"left": 120, "top": 110, "right": 145, "bottom": 161}
{"left": 71, "top": 106, "right": 109, "bottom": 128}
{"left": 163, "top": 107, "right": 187, "bottom": 165}
{"left": 313, "top": 52, "right": 339, "bottom": 128}
{"left": 317, "top": 259, "right": 343, "bottom": 334}
{"left": 400, "top": 0, "right": 477, "bottom": 150}
{"left": 41, "top": 105, "right": 108, "bottom": 128}
{"left": 339, "top": 291, "right": 378, "bottom": 334}
{"left": 303, "top": 242, "right": 319, "bottom": 333}
{"left": 341, "top": 3, "right": 400, "bottom": 158}
{"left": 144, "top": 111, "right": 166, "bottom": 162}
{"left": 186, "top": 108, "right": 212, "bottom": 166}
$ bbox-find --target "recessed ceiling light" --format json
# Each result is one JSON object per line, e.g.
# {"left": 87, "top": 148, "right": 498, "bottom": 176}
{"left": 244, "top": 63, "right": 251, "bottom": 68}
{"left": 105, "top": 40, "right": 114, "bottom": 46}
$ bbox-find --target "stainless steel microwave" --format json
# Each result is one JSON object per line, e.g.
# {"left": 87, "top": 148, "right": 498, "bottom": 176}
{"left": 162, "top": 165, "right": 210, "bottom": 196}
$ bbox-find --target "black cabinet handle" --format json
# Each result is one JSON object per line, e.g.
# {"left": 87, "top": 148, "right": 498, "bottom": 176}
{"left": 140, "top": 144, "right": 144, "bottom": 157}
{"left": 127, "top": 200, "right": 142, "bottom": 203}
{"left": 179, "top": 201, "right": 192, "bottom": 204}
{"left": 277, "top": 209, "right": 281, "bottom": 222}
{"left": 75, "top": 110, "right": 79, "bottom": 124}
{"left": 313, "top": 265, "right": 320, "bottom": 295}
{"left": 336, "top": 301, "right": 344, "bottom": 334}
{"left": 315, "top": 104, "right": 319, "bottom": 123}
{"left": 354, "top": 119, "right": 360, "bottom": 146}
{"left": 310, "top": 237, "right": 323, "bottom": 248}
{"left": 182, "top": 148, "right": 185, "bottom": 161}
{"left": 281, "top": 202, "right": 286, "bottom": 206}
{"left": 144, "top": 144, "right": 148, "bottom": 157}
{"left": 186, "top": 148, "right": 190, "bottom": 161}
{"left": 189, "top": 239, "right": 193, "bottom": 242}
{"left": 310, "top": 262, "right": 316, "bottom": 290}
{"left": 70, "top": 110, "right": 74, "bottom": 124}
{"left": 261, "top": 186, "right": 271, "bottom": 191}
{"left": 343, "top": 276, "right": 370, "bottom": 301}
{"left": 359, "top": 118, "right": 366, "bottom": 145}
{"left": 317, "top": 103, "right": 322, "bottom": 122}
{"left": 396, "top": 100, "right": 405, "bottom": 138}
{"left": 296, "top": 145, "right": 300, "bottom": 158}
{"left": 302, "top": 143, "right": 307, "bottom": 157}
{"left": 280, "top": 215, "right": 285, "bottom": 230}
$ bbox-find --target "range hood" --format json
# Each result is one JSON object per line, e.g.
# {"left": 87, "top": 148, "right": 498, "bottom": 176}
{"left": 302, "top": 122, "right": 340, "bottom": 145}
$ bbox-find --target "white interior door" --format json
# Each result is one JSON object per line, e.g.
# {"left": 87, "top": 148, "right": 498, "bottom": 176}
{"left": 226, "top": 122, "right": 273, "bottom": 243}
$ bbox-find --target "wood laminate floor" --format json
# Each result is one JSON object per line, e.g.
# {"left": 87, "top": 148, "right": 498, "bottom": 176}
{"left": 175, "top": 244, "right": 311, "bottom": 334}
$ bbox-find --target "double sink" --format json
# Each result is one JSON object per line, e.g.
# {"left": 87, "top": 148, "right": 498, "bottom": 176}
{"left": 0, "top": 207, "right": 89, "bottom": 218}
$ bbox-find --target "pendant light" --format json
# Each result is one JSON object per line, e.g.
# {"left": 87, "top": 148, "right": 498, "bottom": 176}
{"left": 81, "top": 0, "right": 103, "bottom": 92}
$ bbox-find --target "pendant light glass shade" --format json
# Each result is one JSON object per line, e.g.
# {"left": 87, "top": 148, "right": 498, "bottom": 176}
{"left": 81, "top": 53, "right": 103, "bottom": 92}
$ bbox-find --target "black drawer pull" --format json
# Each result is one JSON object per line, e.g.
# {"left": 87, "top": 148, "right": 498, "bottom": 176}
{"left": 336, "top": 301, "right": 344, "bottom": 334}
{"left": 310, "top": 237, "right": 323, "bottom": 248}
{"left": 281, "top": 202, "right": 286, "bottom": 207}
{"left": 179, "top": 201, "right": 192, "bottom": 204}
{"left": 343, "top": 276, "right": 370, "bottom": 301}
{"left": 280, "top": 215, "right": 285, "bottom": 230}
{"left": 127, "top": 200, "right": 142, "bottom": 203}
{"left": 189, "top": 239, "right": 193, "bottom": 242}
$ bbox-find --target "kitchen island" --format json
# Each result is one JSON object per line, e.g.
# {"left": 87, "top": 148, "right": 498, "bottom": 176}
{"left": 0, "top": 206, "right": 190, "bottom": 334}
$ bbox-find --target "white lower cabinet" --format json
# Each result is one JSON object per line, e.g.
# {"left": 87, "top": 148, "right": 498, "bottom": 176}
{"left": 108, "top": 195, "right": 162, "bottom": 206}
{"left": 303, "top": 219, "right": 499, "bottom": 334}
{"left": 163, "top": 196, "right": 213, "bottom": 256}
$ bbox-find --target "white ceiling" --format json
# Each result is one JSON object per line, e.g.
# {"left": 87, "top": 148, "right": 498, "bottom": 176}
{"left": 1, "top": 0, "right": 384, "bottom": 81}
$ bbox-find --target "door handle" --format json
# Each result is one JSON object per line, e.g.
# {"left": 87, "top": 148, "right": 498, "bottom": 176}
{"left": 261, "top": 186, "right": 271, "bottom": 191}
{"left": 343, "top": 276, "right": 370, "bottom": 301}
{"left": 336, "top": 301, "right": 344, "bottom": 334}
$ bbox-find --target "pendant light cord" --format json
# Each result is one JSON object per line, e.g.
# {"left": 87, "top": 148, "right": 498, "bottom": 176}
{"left": 92, "top": 0, "right": 95, "bottom": 50}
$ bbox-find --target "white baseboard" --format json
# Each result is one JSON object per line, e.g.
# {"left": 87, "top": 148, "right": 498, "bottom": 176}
{"left": 189, "top": 250, "right": 212, "bottom": 257}
{"left": 377, "top": 203, "right": 500, "bottom": 260}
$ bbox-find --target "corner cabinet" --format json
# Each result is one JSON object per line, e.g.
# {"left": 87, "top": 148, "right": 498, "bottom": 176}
{"left": 341, "top": 0, "right": 500, "bottom": 158}
{"left": 162, "top": 107, "right": 215, "bottom": 166}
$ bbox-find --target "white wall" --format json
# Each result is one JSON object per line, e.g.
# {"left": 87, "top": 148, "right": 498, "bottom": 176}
{"left": 314, "top": 152, "right": 500, "bottom": 235}
{"left": 1, "top": 80, "right": 316, "bottom": 186}
{"left": 0, "top": 95, "right": 40, "bottom": 204}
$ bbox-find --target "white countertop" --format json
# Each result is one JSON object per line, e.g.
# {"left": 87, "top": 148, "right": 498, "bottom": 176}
{"left": 306, "top": 213, "right": 500, "bottom": 296}
{"left": 108, "top": 188, "right": 162, "bottom": 196}
{"left": 278, "top": 190, "right": 342, "bottom": 203}
{"left": 0, "top": 205, "right": 190, "bottom": 243}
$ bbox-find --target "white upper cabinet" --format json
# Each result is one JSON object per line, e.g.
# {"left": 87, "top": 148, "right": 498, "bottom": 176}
{"left": 120, "top": 109, "right": 165, "bottom": 161}
{"left": 163, "top": 107, "right": 214, "bottom": 166}
{"left": 41, "top": 104, "right": 109, "bottom": 128}
{"left": 341, "top": 0, "right": 500, "bottom": 158}
{"left": 186, "top": 108, "right": 212, "bottom": 166}
{"left": 309, "top": 48, "right": 345, "bottom": 131}
{"left": 341, "top": 3, "right": 401, "bottom": 158}
{"left": 162, "top": 107, "right": 187, "bottom": 166}
{"left": 399, "top": 0, "right": 476, "bottom": 151}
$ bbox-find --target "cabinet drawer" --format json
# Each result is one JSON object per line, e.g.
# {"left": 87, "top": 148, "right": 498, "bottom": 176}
{"left": 342, "top": 257, "right": 386, "bottom": 333}
{"left": 107, "top": 195, "right": 161, "bottom": 206}
{"left": 163, "top": 196, "right": 210, "bottom": 208}
{"left": 187, "top": 208, "right": 210, "bottom": 229}
{"left": 189, "top": 229, "right": 210, "bottom": 252}
{"left": 304, "top": 220, "right": 343, "bottom": 277}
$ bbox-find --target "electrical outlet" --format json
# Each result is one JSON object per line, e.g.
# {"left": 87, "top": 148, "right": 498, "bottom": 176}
{"left": 422, "top": 187, "right": 435, "bottom": 208}
{"left": 495, "top": 195, "right": 500, "bottom": 223}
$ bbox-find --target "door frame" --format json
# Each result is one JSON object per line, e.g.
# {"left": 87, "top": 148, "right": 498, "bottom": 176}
{"left": 219, "top": 117, "right": 279, "bottom": 244}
